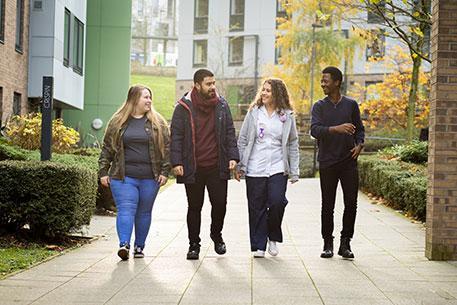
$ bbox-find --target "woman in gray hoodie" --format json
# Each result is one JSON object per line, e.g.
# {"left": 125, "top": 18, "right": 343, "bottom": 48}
{"left": 237, "top": 78, "right": 299, "bottom": 258}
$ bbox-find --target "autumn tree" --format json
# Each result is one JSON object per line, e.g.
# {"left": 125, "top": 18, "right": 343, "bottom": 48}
{"left": 337, "top": 0, "right": 432, "bottom": 141}
{"left": 349, "top": 46, "right": 430, "bottom": 132}
{"left": 267, "top": 0, "right": 363, "bottom": 114}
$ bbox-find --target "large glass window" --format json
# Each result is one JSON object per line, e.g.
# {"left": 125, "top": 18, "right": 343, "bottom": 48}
{"left": 64, "top": 9, "right": 71, "bottom": 67}
{"left": 366, "top": 30, "right": 385, "bottom": 60}
{"left": 13, "top": 92, "right": 21, "bottom": 115}
{"left": 276, "top": 0, "right": 288, "bottom": 28}
{"left": 194, "top": 0, "right": 208, "bottom": 34}
{"left": 0, "top": 0, "right": 5, "bottom": 43}
{"left": 15, "top": 0, "right": 24, "bottom": 52}
{"left": 228, "top": 36, "right": 244, "bottom": 65}
{"left": 229, "top": 0, "right": 244, "bottom": 31}
{"left": 193, "top": 40, "right": 207, "bottom": 67}
{"left": 73, "top": 17, "right": 84, "bottom": 75}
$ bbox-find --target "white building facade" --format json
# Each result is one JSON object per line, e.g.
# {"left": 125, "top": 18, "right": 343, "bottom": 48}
{"left": 28, "top": 0, "right": 86, "bottom": 112}
{"left": 176, "top": 0, "right": 430, "bottom": 117}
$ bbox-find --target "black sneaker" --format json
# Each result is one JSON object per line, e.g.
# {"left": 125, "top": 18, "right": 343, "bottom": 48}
{"left": 134, "top": 246, "right": 145, "bottom": 258}
{"left": 117, "top": 244, "right": 130, "bottom": 261}
{"left": 186, "top": 243, "right": 200, "bottom": 260}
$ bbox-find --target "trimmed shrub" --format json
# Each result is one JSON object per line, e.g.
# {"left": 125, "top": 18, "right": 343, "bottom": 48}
{"left": 0, "top": 141, "right": 29, "bottom": 161}
{"left": 358, "top": 156, "right": 427, "bottom": 221}
{"left": 0, "top": 160, "right": 97, "bottom": 237}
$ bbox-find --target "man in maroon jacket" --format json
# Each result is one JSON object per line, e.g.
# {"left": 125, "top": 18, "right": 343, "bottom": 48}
{"left": 170, "top": 69, "right": 239, "bottom": 260}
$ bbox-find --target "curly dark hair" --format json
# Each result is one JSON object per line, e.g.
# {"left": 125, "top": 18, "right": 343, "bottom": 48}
{"left": 250, "top": 78, "right": 293, "bottom": 111}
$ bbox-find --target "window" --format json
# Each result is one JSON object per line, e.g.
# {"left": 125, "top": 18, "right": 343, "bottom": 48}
{"left": 13, "top": 92, "right": 21, "bottom": 115}
{"left": 73, "top": 17, "right": 84, "bottom": 75}
{"left": 193, "top": 40, "right": 207, "bottom": 67}
{"left": 15, "top": 0, "right": 24, "bottom": 52}
{"left": 64, "top": 9, "right": 71, "bottom": 67}
{"left": 364, "top": 81, "right": 382, "bottom": 100}
{"left": 229, "top": 0, "right": 244, "bottom": 31}
{"left": 276, "top": 0, "right": 288, "bottom": 28}
{"left": 366, "top": 30, "right": 385, "bottom": 60}
{"left": 368, "top": 1, "right": 385, "bottom": 24}
{"left": 0, "top": 0, "right": 5, "bottom": 43}
{"left": 275, "top": 37, "right": 282, "bottom": 65}
{"left": 194, "top": 0, "right": 208, "bottom": 34}
{"left": 228, "top": 36, "right": 243, "bottom": 65}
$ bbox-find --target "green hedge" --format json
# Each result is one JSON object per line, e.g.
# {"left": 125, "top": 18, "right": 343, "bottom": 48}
{"left": 358, "top": 156, "right": 427, "bottom": 221}
{"left": 0, "top": 160, "right": 97, "bottom": 237}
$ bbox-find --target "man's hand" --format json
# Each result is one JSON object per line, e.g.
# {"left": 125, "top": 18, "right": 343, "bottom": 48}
{"left": 331, "top": 123, "right": 355, "bottom": 135}
{"left": 351, "top": 144, "right": 363, "bottom": 159}
{"left": 173, "top": 165, "right": 184, "bottom": 176}
{"left": 100, "top": 176, "right": 110, "bottom": 187}
{"left": 228, "top": 160, "right": 237, "bottom": 170}
{"left": 157, "top": 175, "right": 168, "bottom": 187}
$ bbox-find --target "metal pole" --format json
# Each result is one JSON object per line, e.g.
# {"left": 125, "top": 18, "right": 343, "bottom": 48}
{"left": 254, "top": 35, "right": 259, "bottom": 90}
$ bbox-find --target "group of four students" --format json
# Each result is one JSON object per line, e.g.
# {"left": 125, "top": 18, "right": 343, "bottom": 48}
{"left": 98, "top": 66, "right": 365, "bottom": 261}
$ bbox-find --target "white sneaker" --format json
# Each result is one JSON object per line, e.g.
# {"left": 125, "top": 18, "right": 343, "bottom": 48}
{"left": 268, "top": 241, "right": 279, "bottom": 256}
{"left": 253, "top": 250, "right": 265, "bottom": 258}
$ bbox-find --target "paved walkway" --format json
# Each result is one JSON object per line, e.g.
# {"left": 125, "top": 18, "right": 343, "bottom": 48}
{"left": 1, "top": 179, "right": 457, "bottom": 305}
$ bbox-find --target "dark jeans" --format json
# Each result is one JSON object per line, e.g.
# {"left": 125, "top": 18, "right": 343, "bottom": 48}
{"left": 246, "top": 173, "right": 288, "bottom": 251}
{"left": 184, "top": 168, "right": 228, "bottom": 245}
{"left": 319, "top": 159, "right": 358, "bottom": 240}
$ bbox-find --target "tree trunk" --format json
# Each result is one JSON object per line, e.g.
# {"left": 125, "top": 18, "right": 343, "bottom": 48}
{"left": 407, "top": 55, "right": 421, "bottom": 142}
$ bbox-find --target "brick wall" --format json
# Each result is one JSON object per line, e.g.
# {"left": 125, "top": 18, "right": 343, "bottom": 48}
{"left": 0, "top": 0, "right": 29, "bottom": 126}
{"left": 426, "top": 0, "right": 457, "bottom": 260}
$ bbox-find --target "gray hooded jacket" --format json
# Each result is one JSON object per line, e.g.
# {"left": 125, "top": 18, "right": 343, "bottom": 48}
{"left": 237, "top": 106, "right": 300, "bottom": 181}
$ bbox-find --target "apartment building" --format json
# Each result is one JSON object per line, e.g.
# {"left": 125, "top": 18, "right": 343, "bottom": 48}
{"left": 28, "top": 0, "right": 87, "bottom": 115}
{"left": 0, "top": 0, "right": 30, "bottom": 127}
{"left": 176, "top": 0, "right": 430, "bottom": 117}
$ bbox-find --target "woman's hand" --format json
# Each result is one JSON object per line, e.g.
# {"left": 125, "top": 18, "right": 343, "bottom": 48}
{"left": 100, "top": 176, "right": 110, "bottom": 187}
{"left": 158, "top": 175, "right": 168, "bottom": 187}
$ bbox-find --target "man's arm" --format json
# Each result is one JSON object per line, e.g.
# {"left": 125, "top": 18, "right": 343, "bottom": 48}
{"left": 311, "top": 102, "right": 356, "bottom": 137}
{"left": 352, "top": 102, "right": 365, "bottom": 145}
{"left": 170, "top": 104, "right": 185, "bottom": 168}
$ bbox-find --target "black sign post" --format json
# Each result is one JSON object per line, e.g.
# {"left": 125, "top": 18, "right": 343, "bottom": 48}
{"left": 40, "top": 76, "right": 53, "bottom": 161}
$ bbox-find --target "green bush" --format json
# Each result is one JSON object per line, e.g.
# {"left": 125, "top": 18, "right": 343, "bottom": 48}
{"left": 358, "top": 156, "right": 427, "bottom": 221}
{"left": 381, "top": 141, "right": 428, "bottom": 164}
{"left": 0, "top": 161, "right": 97, "bottom": 237}
{"left": 0, "top": 141, "right": 29, "bottom": 161}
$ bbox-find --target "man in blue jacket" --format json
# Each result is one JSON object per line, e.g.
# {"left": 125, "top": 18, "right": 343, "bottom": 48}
{"left": 311, "top": 66, "right": 365, "bottom": 259}
{"left": 170, "top": 69, "right": 239, "bottom": 260}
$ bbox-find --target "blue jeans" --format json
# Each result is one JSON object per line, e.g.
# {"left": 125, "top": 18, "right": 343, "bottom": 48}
{"left": 110, "top": 177, "right": 160, "bottom": 248}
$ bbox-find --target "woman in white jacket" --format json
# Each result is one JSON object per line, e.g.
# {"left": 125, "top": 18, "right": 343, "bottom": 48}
{"left": 237, "top": 78, "right": 299, "bottom": 258}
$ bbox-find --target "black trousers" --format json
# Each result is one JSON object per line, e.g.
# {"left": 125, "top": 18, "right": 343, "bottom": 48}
{"left": 184, "top": 168, "right": 228, "bottom": 245}
{"left": 246, "top": 173, "right": 288, "bottom": 251}
{"left": 319, "top": 159, "right": 358, "bottom": 240}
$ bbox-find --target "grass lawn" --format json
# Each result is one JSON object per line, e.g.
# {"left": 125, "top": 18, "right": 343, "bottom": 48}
{"left": 0, "top": 246, "right": 55, "bottom": 278}
{"left": 130, "top": 75, "right": 176, "bottom": 120}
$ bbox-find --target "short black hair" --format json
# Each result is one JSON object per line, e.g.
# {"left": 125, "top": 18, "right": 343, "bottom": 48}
{"left": 322, "top": 66, "right": 343, "bottom": 85}
{"left": 193, "top": 69, "right": 214, "bottom": 84}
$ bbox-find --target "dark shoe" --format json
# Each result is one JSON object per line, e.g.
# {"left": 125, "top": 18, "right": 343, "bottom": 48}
{"left": 214, "top": 240, "right": 226, "bottom": 255}
{"left": 210, "top": 234, "right": 226, "bottom": 255}
{"left": 117, "top": 244, "right": 130, "bottom": 261}
{"left": 133, "top": 246, "right": 144, "bottom": 258}
{"left": 338, "top": 237, "right": 355, "bottom": 259}
{"left": 186, "top": 243, "right": 200, "bottom": 260}
{"left": 320, "top": 238, "right": 334, "bottom": 258}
